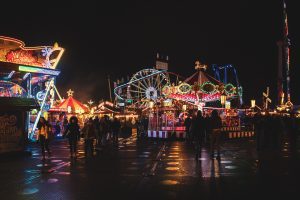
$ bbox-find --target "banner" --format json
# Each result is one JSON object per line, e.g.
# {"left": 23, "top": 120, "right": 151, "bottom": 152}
{"left": 0, "top": 111, "right": 24, "bottom": 153}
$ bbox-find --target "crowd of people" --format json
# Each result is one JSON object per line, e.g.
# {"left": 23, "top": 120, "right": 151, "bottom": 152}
{"left": 184, "top": 110, "right": 222, "bottom": 159}
{"left": 36, "top": 111, "right": 300, "bottom": 161}
{"left": 37, "top": 115, "right": 123, "bottom": 160}
{"left": 252, "top": 112, "right": 300, "bottom": 153}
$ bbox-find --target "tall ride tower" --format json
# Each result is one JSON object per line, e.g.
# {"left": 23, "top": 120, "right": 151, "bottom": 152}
{"left": 277, "top": 0, "right": 292, "bottom": 107}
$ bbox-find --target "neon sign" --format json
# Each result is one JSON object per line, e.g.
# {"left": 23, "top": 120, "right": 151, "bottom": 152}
{"left": 19, "top": 65, "right": 60, "bottom": 76}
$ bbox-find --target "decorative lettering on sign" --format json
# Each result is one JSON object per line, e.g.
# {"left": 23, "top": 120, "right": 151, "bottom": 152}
{"left": 0, "top": 115, "right": 18, "bottom": 135}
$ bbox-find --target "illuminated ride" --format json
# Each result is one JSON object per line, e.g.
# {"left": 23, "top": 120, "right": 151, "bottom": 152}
{"left": 114, "top": 68, "right": 169, "bottom": 108}
{"left": 0, "top": 36, "right": 64, "bottom": 140}
{"left": 113, "top": 60, "right": 243, "bottom": 139}
{"left": 114, "top": 61, "right": 242, "bottom": 109}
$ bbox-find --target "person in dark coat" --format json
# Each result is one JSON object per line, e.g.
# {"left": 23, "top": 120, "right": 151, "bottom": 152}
{"left": 111, "top": 117, "right": 121, "bottom": 145}
{"left": 82, "top": 118, "right": 96, "bottom": 157}
{"left": 190, "top": 110, "right": 206, "bottom": 159}
{"left": 184, "top": 114, "right": 192, "bottom": 143}
{"left": 64, "top": 116, "right": 80, "bottom": 158}
{"left": 253, "top": 112, "right": 264, "bottom": 151}
{"left": 208, "top": 110, "right": 222, "bottom": 159}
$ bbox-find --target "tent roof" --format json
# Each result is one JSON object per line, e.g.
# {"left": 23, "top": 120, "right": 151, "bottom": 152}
{"left": 184, "top": 70, "right": 222, "bottom": 85}
{"left": 49, "top": 96, "right": 89, "bottom": 113}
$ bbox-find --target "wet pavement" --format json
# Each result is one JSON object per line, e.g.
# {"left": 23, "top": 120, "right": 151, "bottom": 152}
{"left": 0, "top": 134, "right": 300, "bottom": 200}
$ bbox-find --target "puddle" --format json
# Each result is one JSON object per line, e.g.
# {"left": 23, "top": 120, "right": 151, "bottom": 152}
{"left": 21, "top": 188, "right": 39, "bottom": 195}
{"left": 160, "top": 180, "right": 179, "bottom": 185}
{"left": 47, "top": 178, "right": 58, "bottom": 183}
{"left": 165, "top": 167, "right": 179, "bottom": 171}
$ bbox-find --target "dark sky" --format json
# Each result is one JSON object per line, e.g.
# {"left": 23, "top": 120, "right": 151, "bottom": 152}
{"left": 1, "top": 0, "right": 299, "bottom": 106}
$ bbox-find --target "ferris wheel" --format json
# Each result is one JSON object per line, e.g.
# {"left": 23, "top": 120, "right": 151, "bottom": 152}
{"left": 128, "top": 69, "right": 169, "bottom": 103}
{"left": 114, "top": 68, "right": 169, "bottom": 108}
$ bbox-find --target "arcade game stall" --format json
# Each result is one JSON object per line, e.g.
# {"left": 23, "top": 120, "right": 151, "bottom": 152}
{"left": 0, "top": 36, "right": 65, "bottom": 141}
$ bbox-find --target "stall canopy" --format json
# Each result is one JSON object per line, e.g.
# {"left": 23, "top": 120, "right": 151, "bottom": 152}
{"left": 94, "top": 101, "right": 120, "bottom": 114}
{"left": 49, "top": 89, "right": 89, "bottom": 114}
{"left": 0, "top": 97, "right": 39, "bottom": 110}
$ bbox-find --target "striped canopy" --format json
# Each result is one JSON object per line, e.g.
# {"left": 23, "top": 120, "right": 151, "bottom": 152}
{"left": 49, "top": 95, "right": 89, "bottom": 114}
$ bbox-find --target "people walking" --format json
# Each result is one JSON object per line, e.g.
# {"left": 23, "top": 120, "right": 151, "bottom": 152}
{"left": 111, "top": 117, "right": 121, "bottom": 145}
{"left": 100, "top": 115, "right": 111, "bottom": 146}
{"left": 82, "top": 118, "right": 96, "bottom": 157}
{"left": 208, "top": 110, "right": 222, "bottom": 159}
{"left": 190, "top": 111, "right": 206, "bottom": 159}
{"left": 37, "top": 117, "right": 52, "bottom": 160}
{"left": 184, "top": 114, "right": 192, "bottom": 143}
{"left": 93, "top": 116, "right": 101, "bottom": 146}
{"left": 64, "top": 116, "right": 80, "bottom": 158}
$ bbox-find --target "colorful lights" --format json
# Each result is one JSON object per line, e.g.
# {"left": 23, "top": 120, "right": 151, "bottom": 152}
{"left": 0, "top": 36, "right": 64, "bottom": 69}
{"left": 19, "top": 65, "right": 60, "bottom": 76}
{"left": 7, "top": 70, "right": 15, "bottom": 79}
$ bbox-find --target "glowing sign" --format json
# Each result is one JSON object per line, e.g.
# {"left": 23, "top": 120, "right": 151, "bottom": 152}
{"left": 0, "top": 36, "right": 64, "bottom": 69}
{"left": 19, "top": 65, "right": 60, "bottom": 76}
{"left": 36, "top": 90, "right": 46, "bottom": 101}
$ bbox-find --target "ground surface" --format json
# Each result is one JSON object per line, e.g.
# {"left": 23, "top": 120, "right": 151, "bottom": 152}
{"left": 0, "top": 134, "right": 299, "bottom": 200}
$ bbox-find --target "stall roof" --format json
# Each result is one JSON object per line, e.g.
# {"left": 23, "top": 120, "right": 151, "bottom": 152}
{"left": 0, "top": 97, "right": 39, "bottom": 110}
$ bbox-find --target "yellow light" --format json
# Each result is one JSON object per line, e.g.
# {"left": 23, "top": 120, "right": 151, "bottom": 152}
{"left": 67, "top": 106, "right": 72, "bottom": 113}
{"left": 220, "top": 95, "right": 227, "bottom": 105}
{"left": 251, "top": 100, "right": 256, "bottom": 108}
{"left": 225, "top": 101, "right": 231, "bottom": 109}
{"left": 149, "top": 101, "right": 154, "bottom": 108}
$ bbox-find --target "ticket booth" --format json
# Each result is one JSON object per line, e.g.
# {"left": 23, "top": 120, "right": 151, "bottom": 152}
{"left": 0, "top": 97, "right": 39, "bottom": 155}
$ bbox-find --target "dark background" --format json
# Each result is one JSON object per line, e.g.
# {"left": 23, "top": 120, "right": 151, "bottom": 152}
{"left": 1, "top": 0, "right": 299, "bottom": 106}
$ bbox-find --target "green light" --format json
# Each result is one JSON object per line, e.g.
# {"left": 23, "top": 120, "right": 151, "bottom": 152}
{"left": 19, "top": 65, "right": 60, "bottom": 76}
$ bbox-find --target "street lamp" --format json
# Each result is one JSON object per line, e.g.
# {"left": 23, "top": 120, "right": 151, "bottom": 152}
{"left": 220, "top": 94, "right": 227, "bottom": 107}
{"left": 149, "top": 101, "right": 154, "bottom": 109}
{"left": 251, "top": 99, "right": 256, "bottom": 108}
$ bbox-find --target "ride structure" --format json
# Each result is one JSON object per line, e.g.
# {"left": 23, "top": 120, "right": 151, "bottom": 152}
{"left": 277, "top": 0, "right": 293, "bottom": 111}
{"left": 0, "top": 36, "right": 65, "bottom": 140}
{"left": 113, "top": 56, "right": 243, "bottom": 139}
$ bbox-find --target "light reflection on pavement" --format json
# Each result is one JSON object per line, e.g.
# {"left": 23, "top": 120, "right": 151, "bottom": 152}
{"left": 0, "top": 134, "right": 299, "bottom": 200}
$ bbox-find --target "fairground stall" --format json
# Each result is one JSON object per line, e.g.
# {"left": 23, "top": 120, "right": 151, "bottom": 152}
{"left": 114, "top": 59, "right": 245, "bottom": 139}
{"left": 94, "top": 101, "right": 120, "bottom": 118}
{"left": 0, "top": 36, "right": 64, "bottom": 141}
{"left": 49, "top": 89, "right": 89, "bottom": 129}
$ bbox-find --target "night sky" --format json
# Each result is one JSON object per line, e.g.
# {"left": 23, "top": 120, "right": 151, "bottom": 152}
{"left": 1, "top": 0, "right": 299, "bottom": 106}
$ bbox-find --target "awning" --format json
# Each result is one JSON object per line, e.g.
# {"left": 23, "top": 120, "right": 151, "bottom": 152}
{"left": 0, "top": 97, "right": 39, "bottom": 111}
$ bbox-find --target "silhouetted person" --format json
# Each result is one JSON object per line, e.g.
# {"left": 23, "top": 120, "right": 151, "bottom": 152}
{"left": 190, "top": 110, "right": 206, "bottom": 159}
{"left": 93, "top": 116, "right": 101, "bottom": 145}
{"left": 37, "top": 117, "right": 52, "bottom": 160}
{"left": 111, "top": 117, "right": 121, "bottom": 145}
{"left": 208, "top": 110, "right": 222, "bottom": 159}
{"left": 64, "top": 116, "right": 80, "bottom": 158}
{"left": 82, "top": 118, "right": 96, "bottom": 157}
{"left": 253, "top": 112, "right": 264, "bottom": 151}
{"left": 184, "top": 114, "right": 192, "bottom": 143}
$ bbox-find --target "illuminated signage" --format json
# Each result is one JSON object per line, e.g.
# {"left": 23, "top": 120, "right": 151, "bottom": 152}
{"left": 19, "top": 65, "right": 60, "bottom": 76}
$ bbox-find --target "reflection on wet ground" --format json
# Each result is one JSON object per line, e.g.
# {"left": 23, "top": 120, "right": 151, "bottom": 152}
{"left": 0, "top": 135, "right": 300, "bottom": 200}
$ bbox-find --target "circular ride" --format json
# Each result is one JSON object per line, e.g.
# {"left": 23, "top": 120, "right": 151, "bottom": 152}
{"left": 114, "top": 68, "right": 170, "bottom": 108}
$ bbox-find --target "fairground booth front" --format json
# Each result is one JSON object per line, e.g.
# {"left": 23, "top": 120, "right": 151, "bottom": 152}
{"left": 0, "top": 36, "right": 64, "bottom": 149}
